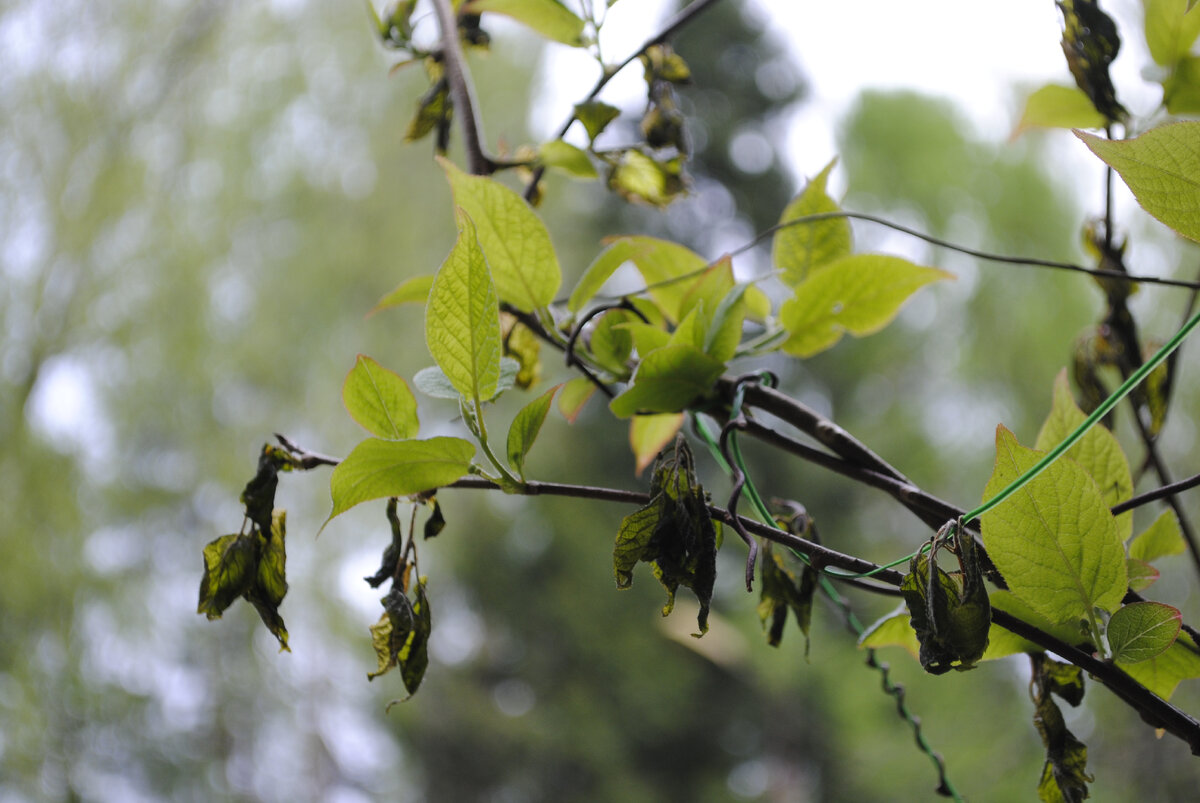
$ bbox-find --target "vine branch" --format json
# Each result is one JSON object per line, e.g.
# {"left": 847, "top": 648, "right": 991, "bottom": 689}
{"left": 431, "top": 0, "right": 492, "bottom": 175}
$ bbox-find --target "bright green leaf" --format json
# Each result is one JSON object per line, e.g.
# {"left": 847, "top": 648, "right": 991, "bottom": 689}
{"left": 558, "top": 376, "right": 597, "bottom": 423}
{"left": 616, "top": 236, "right": 708, "bottom": 322}
{"left": 1076, "top": 124, "right": 1200, "bottom": 242}
{"left": 467, "top": 0, "right": 586, "bottom": 46}
{"left": 506, "top": 384, "right": 559, "bottom": 476}
{"left": 773, "top": 159, "right": 851, "bottom": 285}
{"left": 609, "top": 345, "right": 725, "bottom": 418}
{"left": 780, "top": 254, "right": 952, "bottom": 358}
{"left": 607, "top": 149, "right": 686, "bottom": 208}
{"left": 343, "top": 355, "right": 420, "bottom": 440}
{"left": 588, "top": 309, "right": 634, "bottom": 377}
{"left": 1014, "top": 84, "right": 1107, "bottom": 134}
{"left": 568, "top": 239, "right": 640, "bottom": 312}
{"left": 1163, "top": 56, "right": 1200, "bottom": 114}
{"left": 667, "top": 306, "right": 706, "bottom": 350}
{"left": 981, "top": 426, "right": 1127, "bottom": 626}
{"left": 1035, "top": 370, "right": 1132, "bottom": 539}
{"left": 630, "top": 412, "right": 684, "bottom": 475}
{"left": 329, "top": 437, "right": 474, "bottom": 519}
{"left": 858, "top": 605, "right": 922, "bottom": 659}
{"left": 1126, "top": 558, "right": 1160, "bottom": 592}
{"left": 426, "top": 215, "right": 502, "bottom": 401}
{"left": 1107, "top": 601, "right": 1181, "bottom": 663}
{"left": 440, "top": 157, "right": 562, "bottom": 310}
{"left": 988, "top": 589, "right": 1092, "bottom": 658}
{"left": 573, "top": 100, "right": 621, "bottom": 143}
{"left": 370, "top": 274, "right": 434, "bottom": 316}
{"left": 1119, "top": 632, "right": 1200, "bottom": 699}
{"left": 539, "top": 139, "right": 597, "bottom": 178}
{"left": 1129, "top": 509, "right": 1186, "bottom": 561}
{"left": 618, "top": 321, "right": 671, "bottom": 356}
{"left": 1144, "top": 0, "right": 1200, "bottom": 66}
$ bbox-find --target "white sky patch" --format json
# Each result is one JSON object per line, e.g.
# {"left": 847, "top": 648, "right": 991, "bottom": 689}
{"left": 26, "top": 354, "right": 115, "bottom": 467}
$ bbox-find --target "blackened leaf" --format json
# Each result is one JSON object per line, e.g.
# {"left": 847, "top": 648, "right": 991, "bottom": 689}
{"left": 901, "top": 545, "right": 990, "bottom": 674}
{"left": 198, "top": 533, "right": 259, "bottom": 620}
{"left": 1042, "top": 657, "right": 1086, "bottom": 706}
{"left": 366, "top": 498, "right": 406, "bottom": 588}
{"left": 757, "top": 541, "right": 817, "bottom": 651}
{"left": 400, "top": 579, "right": 432, "bottom": 695}
{"left": 614, "top": 501, "right": 659, "bottom": 589}
{"left": 244, "top": 510, "right": 290, "bottom": 651}
{"left": 241, "top": 445, "right": 282, "bottom": 534}
{"left": 640, "top": 44, "right": 691, "bottom": 84}
{"left": 1059, "top": 0, "right": 1128, "bottom": 121}
{"left": 1033, "top": 655, "right": 1093, "bottom": 802}
{"left": 368, "top": 586, "right": 415, "bottom": 681}
{"left": 424, "top": 497, "right": 446, "bottom": 540}
{"left": 573, "top": 101, "right": 620, "bottom": 143}
{"left": 406, "top": 78, "right": 452, "bottom": 144}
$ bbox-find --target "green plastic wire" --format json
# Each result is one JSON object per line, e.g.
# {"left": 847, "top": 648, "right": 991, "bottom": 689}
{"left": 962, "top": 303, "right": 1200, "bottom": 528}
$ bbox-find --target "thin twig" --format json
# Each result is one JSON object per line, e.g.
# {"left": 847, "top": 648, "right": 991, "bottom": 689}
{"left": 431, "top": 0, "right": 492, "bottom": 175}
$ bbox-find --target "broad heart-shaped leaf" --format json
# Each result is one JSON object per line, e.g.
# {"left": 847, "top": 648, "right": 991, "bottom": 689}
{"left": 986, "top": 589, "right": 1095, "bottom": 660}
{"left": 602, "top": 236, "right": 708, "bottom": 323}
{"left": 1107, "top": 601, "right": 1181, "bottom": 663}
{"left": 467, "top": 0, "right": 585, "bottom": 46}
{"left": 858, "top": 604, "right": 920, "bottom": 660}
{"left": 329, "top": 437, "right": 474, "bottom": 519}
{"left": 1128, "top": 509, "right": 1185, "bottom": 561}
{"left": 608, "top": 344, "right": 725, "bottom": 418}
{"left": 343, "top": 355, "right": 419, "bottom": 440}
{"left": 773, "top": 158, "right": 851, "bottom": 285}
{"left": 370, "top": 274, "right": 433, "bottom": 316}
{"left": 780, "top": 254, "right": 952, "bottom": 358}
{"left": 1143, "top": 0, "right": 1200, "bottom": 66}
{"left": 981, "top": 426, "right": 1127, "bottom": 626}
{"left": 426, "top": 215, "right": 502, "bottom": 402}
{"left": 1118, "top": 631, "right": 1200, "bottom": 699}
{"left": 506, "top": 384, "right": 559, "bottom": 477}
{"left": 440, "top": 157, "right": 562, "bottom": 310}
{"left": 1076, "top": 124, "right": 1200, "bottom": 242}
{"left": 630, "top": 413, "right": 684, "bottom": 475}
{"left": 1014, "top": 84, "right": 1106, "bottom": 135}
{"left": 1035, "top": 370, "right": 1132, "bottom": 539}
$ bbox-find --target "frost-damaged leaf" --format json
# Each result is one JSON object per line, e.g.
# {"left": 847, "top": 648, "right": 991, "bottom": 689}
{"left": 368, "top": 578, "right": 432, "bottom": 698}
{"left": 1107, "top": 601, "right": 1181, "bottom": 663}
{"left": 440, "top": 157, "right": 562, "bottom": 310}
{"left": 773, "top": 158, "right": 851, "bottom": 285}
{"left": 506, "top": 384, "right": 559, "bottom": 477}
{"left": 1076, "top": 123, "right": 1200, "bottom": 242}
{"left": 558, "top": 376, "right": 597, "bottom": 423}
{"left": 1119, "top": 631, "right": 1200, "bottom": 699}
{"left": 405, "top": 77, "right": 451, "bottom": 145}
{"left": 539, "top": 139, "right": 597, "bottom": 178}
{"left": 981, "top": 426, "right": 1127, "bottom": 626}
{"left": 1059, "top": 0, "right": 1127, "bottom": 121}
{"left": 1036, "top": 370, "right": 1132, "bottom": 539}
{"left": 423, "top": 496, "right": 446, "bottom": 539}
{"left": 329, "top": 437, "right": 474, "bottom": 519}
{"left": 1032, "top": 654, "right": 1093, "bottom": 803}
{"left": 245, "top": 510, "right": 290, "bottom": 651}
{"left": 607, "top": 149, "right": 686, "bottom": 208}
{"left": 198, "top": 533, "right": 258, "bottom": 620}
{"left": 426, "top": 215, "right": 502, "bottom": 401}
{"left": 1014, "top": 84, "right": 1106, "bottom": 135}
{"left": 343, "top": 355, "right": 419, "bottom": 440}
{"left": 899, "top": 540, "right": 990, "bottom": 674}
{"left": 630, "top": 413, "right": 683, "bottom": 475}
{"left": 858, "top": 604, "right": 920, "bottom": 660}
{"left": 573, "top": 100, "right": 621, "bottom": 143}
{"left": 370, "top": 274, "right": 434, "bottom": 316}
{"left": 780, "top": 254, "right": 951, "bottom": 358}
{"left": 613, "top": 436, "right": 718, "bottom": 635}
{"left": 608, "top": 344, "right": 725, "bottom": 418}
{"left": 1129, "top": 509, "right": 1185, "bottom": 561}
{"left": 1144, "top": 0, "right": 1200, "bottom": 66}
{"left": 467, "top": 0, "right": 586, "bottom": 46}
{"left": 757, "top": 541, "right": 817, "bottom": 651}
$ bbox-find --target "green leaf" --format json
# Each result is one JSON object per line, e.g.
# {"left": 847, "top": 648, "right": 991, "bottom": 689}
{"left": 539, "top": 139, "right": 597, "bottom": 178}
{"left": 245, "top": 510, "right": 290, "bottom": 652}
{"left": 780, "top": 254, "right": 952, "bottom": 358}
{"left": 1118, "top": 632, "right": 1200, "bottom": 699}
{"left": 607, "top": 149, "right": 686, "bottom": 208}
{"left": 413, "top": 357, "right": 520, "bottom": 401}
{"left": 630, "top": 412, "right": 684, "bottom": 475}
{"left": 568, "top": 239, "right": 639, "bottom": 312}
{"left": 1108, "top": 601, "right": 1181, "bottom": 663}
{"left": 1126, "top": 558, "right": 1159, "bottom": 592}
{"left": 440, "top": 157, "right": 562, "bottom": 310}
{"left": 573, "top": 100, "right": 621, "bottom": 143}
{"left": 608, "top": 344, "right": 725, "bottom": 418}
{"left": 1129, "top": 509, "right": 1186, "bottom": 561}
{"left": 1162, "top": 55, "right": 1200, "bottom": 114}
{"left": 197, "top": 533, "right": 258, "bottom": 620}
{"left": 558, "top": 376, "right": 597, "bottom": 423}
{"left": 370, "top": 274, "right": 434, "bottom": 316}
{"left": 857, "top": 604, "right": 921, "bottom": 660}
{"left": 757, "top": 541, "right": 817, "bottom": 651}
{"left": 343, "top": 355, "right": 420, "bottom": 440}
{"left": 1143, "top": 0, "right": 1200, "bottom": 66}
{"left": 506, "top": 384, "right": 558, "bottom": 477}
{"left": 773, "top": 158, "right": 851, "bottom": 285}
{"left": 588, "top": 309, "right": 634, "bottom": 377}
{"left": 405, "top": 77, "right": 451, "bottom": 144}
{"left": 1035, "top": 370, "right": 1132, "bottom": 539}
{"left": 468, "top": 0, "right": 586, "bottom": 46}
{"left": 329, "top": 437, "right": 475, "bottom": 519}
{"left": 426, "top": 215, "right": 502, "bottom": 401}
{"left": 981, "top": 426, "right": 1127, "bottom": 626}
{"left": 615, "top": 236, "right": 708, "bottom": 322}
{"left": 988, "top": 589, "right": 1093, "bottom": 659}
{"left": 1014, "top": 84, "right": 1107, "bottom": 135}
{"left": 619, "top": 321, "right": 672, "bottom": 356}
{"left": 1076, "top": 124, "right": 1200, "bottom": 242}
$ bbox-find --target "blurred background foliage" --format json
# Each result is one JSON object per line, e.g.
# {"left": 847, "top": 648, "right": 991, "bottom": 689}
{"left": 2, "top": 0, "right": 1198, "bottom": 801}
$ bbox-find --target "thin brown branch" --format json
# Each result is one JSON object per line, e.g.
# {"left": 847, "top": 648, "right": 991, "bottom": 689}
{"left": 431, "top": 0, "right": 492, "bottom": 175}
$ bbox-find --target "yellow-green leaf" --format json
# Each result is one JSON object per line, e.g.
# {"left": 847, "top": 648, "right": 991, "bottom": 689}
{"left": 197, "top": 533, "right": 257, "bottom": 620}
{"left": 426, "top": 215, "right": 502, "bottom": 401}
{"left": 1144, "top": 0, "right": 1200, "bottom": 66}
{"left": 567, "top": 239, "right": 640, "bottom": 313}
{"left": 1035, "top": 370, "right": 1132, "bottom": 539}
{"left": 468, "top": 0, "right": 586, "bottom": 47}
{"left": 773, "top": 158, "right": 851, "bottom": 285}
{"left": 1107, "top": 601, "right": 1180, "bottom": 663}
{"left": 506, "top": 384, "right": 559, "bottom": 477}
{"left": 609, "top": 345, "right": 725, "bottom": 418}
{"left": 558, "top": 376, "right": 596, "bottom": 423}
{"left": 780, "top": 254, "right": 951, "bottom": 358}
{"left": 981, "top": 426, "right": 1127, "bottom": 626}
{"left": 440, "top": 157, "right": 562, "bottom": 310}
{"left": 1076, "top": 124, "right": 1200, "bottom": 242}
{"left": 343, "top": 355, "right": 420, "bottom": 440}
{"left": 370, "top": 274, "right": 434, "bottom": 316}
{"left": 615, "top": 236, "right": 708, "bottom": 322}
{"left": 630, "top": 413, "right": 684, "bottom": 475}
{"left": 573, "top": 100, "right": 621, "bottom": 143}
{"left": 857, "top": 604, "right": 920, "bottom": 660}
{"left": 1163, "top": 55, "right": 1200, "bottom": 114}
{"left": 1118, "top": 632, "right": 1200, "bottom": 699}
{"left": 1129, "top": 509, "right": 1186, "bottom": 561}
{"left": 539, "top": 139, "right": 597, "bottom": 178}
{"left": 329, "top": 437, "right": 474, "bottom": 519}
{"left": 1014, "top": 84, "right": 1106, "bottom": 135}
